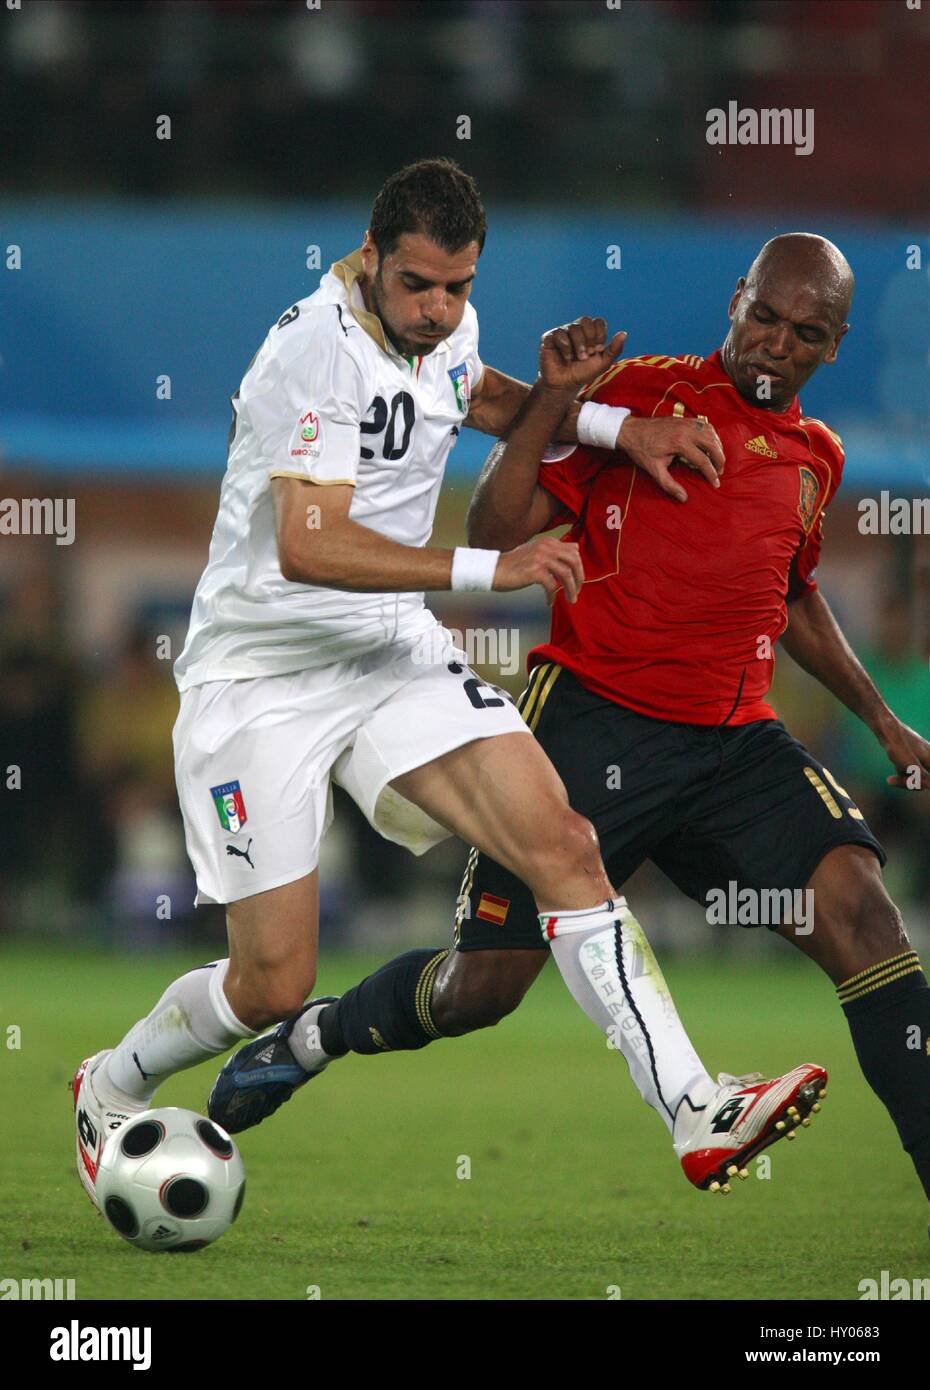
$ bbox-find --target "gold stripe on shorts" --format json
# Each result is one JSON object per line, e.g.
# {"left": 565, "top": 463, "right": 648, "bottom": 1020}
{"left": 526, "top": 664, "right": 563, "bottom": 731}
{"left": 516, "top": 662, "right": 551, "bottom": 723}
{"left": 453, "top": 846, "right": 480, "bottom": 945}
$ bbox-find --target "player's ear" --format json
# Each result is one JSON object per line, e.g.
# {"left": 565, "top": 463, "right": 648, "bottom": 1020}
{"left": 823, "top": 322, "right": 848, "bottom": 366}
{"left": 727, "top": 278, "right": 746, "bottom": 321}
{"left": 360, "top": 231, "right": 379, "bottom": 279}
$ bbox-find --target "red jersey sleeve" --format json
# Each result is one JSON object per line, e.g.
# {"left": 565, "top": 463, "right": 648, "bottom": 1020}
{"left": 537, "top": 444, "right": 607, "bottom": 524}
{"left": 537, "top": 357, "right": 671, "bottom": 523}
{"left": 787, "top": 517, "right": 825, "bottom": 600}
{"left": 787, "top": 422, "right": 845, "bottom": 601}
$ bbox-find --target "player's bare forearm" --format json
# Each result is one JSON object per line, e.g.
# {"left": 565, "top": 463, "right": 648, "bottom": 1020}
{"left": 780, "top": 590, "right": 891, "bottom": 731}
{"left": 466, "top": 382, "right": 572, "bottom": 549}
{"left": 284, "top": 513, "right": 455, "bottom": 592}
{"left": 272, "top": 475, "right": 584, "bottom": 604}
{"left": 273, "top": 478, "right": 453, "bottom": 591}
{"left": 463, "top": 368, "right": 531, "bottom": 436}
{"left": 782, "top": 589, "right": 930, "bottom": 788}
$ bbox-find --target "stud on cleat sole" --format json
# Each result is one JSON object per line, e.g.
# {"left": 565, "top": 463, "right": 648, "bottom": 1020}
{"left": 786, "top": 1129, "right": 797, "bottom": 1139}
{"left": 775, "top": 1120, "right": 786, "bottom": 1130}
{"left": 738, "top": 1169, "right": 749, "bottom": 1179}
{"left": 709, "top": 1180, "right": 720, "bottom": 1192}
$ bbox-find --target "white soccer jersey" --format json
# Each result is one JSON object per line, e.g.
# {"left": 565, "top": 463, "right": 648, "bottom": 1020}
{"left": 173, "top": 250, "right": 484, "bottom": 691}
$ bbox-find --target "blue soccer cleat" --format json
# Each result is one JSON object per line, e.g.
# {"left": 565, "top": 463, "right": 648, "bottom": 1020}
{"left": 208, "top": 996, "right": 338, "bottom": 1134}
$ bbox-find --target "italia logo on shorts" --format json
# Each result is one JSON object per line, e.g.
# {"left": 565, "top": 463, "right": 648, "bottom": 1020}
{"left": 211, "top": 780, "right": 248, "bottom": 833}
{"left": 448, "top": 363, "right": 470, "bottom": 415}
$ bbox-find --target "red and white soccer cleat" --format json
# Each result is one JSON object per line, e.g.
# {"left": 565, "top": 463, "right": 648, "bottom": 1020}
{"left": 673, "top": 1063, "right": 828, "bottom": 1193}
{"left": 71, "top": 1050, "right": 142, "bottom": 1210}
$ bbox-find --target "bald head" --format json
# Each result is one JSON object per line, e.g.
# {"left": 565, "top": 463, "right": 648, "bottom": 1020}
{"left": 721, "top": 232, "right": 854, "bottom": 411}
{"left": 747, "top": 233, "right": 855, "bottom": 328}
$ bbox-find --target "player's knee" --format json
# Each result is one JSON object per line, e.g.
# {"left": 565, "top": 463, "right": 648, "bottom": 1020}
{"left": 232, "top": 961, "right": 316, "bottom": 1029}
{"left": 816, "top": 861, "right": 908, "bottom": 966}
{"left": 848, "top": 882, "right": 908, "bottom": 959}
{"left": 519, "top": 808, "right": 603, "bottom": 899}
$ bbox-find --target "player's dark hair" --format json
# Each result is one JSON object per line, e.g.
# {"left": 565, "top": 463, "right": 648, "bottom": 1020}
{"left": 369, "top": 158, "right": 486, "bottom": 261}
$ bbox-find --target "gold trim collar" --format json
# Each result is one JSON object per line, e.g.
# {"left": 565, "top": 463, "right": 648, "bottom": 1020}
{"left": 330, "top": 249, "right": 392, "bottom": 354}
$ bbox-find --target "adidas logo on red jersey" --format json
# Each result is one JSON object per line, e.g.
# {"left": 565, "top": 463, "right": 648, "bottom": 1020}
{"left": 745, "top": 434, "right": 779, "bottom": 459}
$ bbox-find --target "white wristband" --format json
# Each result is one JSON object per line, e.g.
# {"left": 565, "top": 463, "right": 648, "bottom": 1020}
{"left": 577, "top": 400, "right": 630, "bottom": 451}
{"left": 451, "top": 547, "right": 500, "bottom": 592}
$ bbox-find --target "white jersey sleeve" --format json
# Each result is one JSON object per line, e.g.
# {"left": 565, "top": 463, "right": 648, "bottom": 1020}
{"left": 240, "top": 305, "right": 367, "bottom": 486}
{"left": 462, "top": 304, "right": 483, "bottom": 409}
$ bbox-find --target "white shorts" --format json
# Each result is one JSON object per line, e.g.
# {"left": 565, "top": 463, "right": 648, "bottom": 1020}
{"left": 172, "top": 627, "right": 530, "bottom": 906}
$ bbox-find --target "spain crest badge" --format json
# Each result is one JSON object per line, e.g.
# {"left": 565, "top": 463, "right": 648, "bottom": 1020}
{"left": 797, "top": 466, "right": 820, "bottom": 532}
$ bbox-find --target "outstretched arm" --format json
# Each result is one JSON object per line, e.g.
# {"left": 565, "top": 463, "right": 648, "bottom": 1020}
{"left": 467, "top": 338, "right": 726, "bottom": 504}
{"left": 467, "top": 319, "right": 727, "bottom": 549}
{"left": 272, "top": 478, "right": 584, "bottom": 604}
{"left": 780, "top": 588, "right": 930, "bottom": 789}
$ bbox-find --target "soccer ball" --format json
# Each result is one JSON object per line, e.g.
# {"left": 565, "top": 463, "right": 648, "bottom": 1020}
{"left": 95, "top": 1107, "right": 246, "bottom": 1253}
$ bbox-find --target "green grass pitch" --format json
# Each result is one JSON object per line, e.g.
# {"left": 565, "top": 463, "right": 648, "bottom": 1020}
{"left": 2, "top": 942, "right": 927, "bottom": 1301}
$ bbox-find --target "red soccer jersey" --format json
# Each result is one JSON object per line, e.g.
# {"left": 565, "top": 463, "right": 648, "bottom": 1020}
{"left": 530, "top": 350, "right": 845, "bottom": 725}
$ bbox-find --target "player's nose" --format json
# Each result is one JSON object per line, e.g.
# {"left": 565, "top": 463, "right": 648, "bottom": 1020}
{"left": 422, "top": 289, "right": 448, "bottom": 320}
{"left": 763, "top": 325, "right": 792, "bottom": 358}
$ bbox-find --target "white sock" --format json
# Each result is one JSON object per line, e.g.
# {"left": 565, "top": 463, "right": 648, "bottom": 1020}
{"left": 542, "top": 899, "right": 715, "bottom": 1133}
{"left": 286, "top": 1001, "right": 339, "bottom": 1074}
{"left": 100, "top": 959, "right": 258, "bottom": 1104}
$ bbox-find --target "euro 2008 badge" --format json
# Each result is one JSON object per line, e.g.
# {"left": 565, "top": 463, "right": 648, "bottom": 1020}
{"left": 211, "top": 781, "right": 248, "bottom": 833}
{"left": 290, "top": 409, "right": 321, "bottom": 458}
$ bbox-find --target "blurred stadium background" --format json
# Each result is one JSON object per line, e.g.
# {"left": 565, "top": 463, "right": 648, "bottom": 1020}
{"left": 1, "top": 0, "right": 928, "bottom": 964}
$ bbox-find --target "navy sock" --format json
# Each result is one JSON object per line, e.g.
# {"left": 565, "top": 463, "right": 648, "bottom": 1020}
{"left": 318, "top": 948, "right": 450, "bottom": 1056}
{"left": 839, "top": 951, "right": 930, "bottom": 1201}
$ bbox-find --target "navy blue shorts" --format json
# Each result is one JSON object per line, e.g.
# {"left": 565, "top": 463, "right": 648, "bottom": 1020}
{"left": 454, "top": 664, "right": 885, "bottom": 950}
